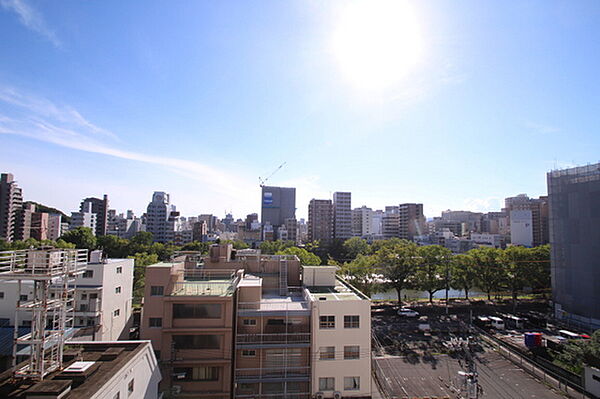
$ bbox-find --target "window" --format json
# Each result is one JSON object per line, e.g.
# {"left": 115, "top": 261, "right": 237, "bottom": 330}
{"left": 83, "top": 270, "right": 94, "bottom": 278}
{"left": 320, "top": 346, "right": 335, "bottom": 360}
{"left": 114, "top": 309, "right": 120, "bottom": 317}
{"left": 344, "top": 315, "right": 360, "bottom": 328}
{"left": 319, "top": 377, "right": 335, "bottom": 391}
{"left": 21, "top": 320, "right": 32, "bottom": 327}
{"left": 90, "top": 293, "right": 98, "bottom": 300}
{"left": 173, "top": 303, "right": 221, "bottom": 319}
{"left": 242, "top": 318, "right": 257, "bottom": 326}
{"left": 172, "top": 335, "right": 220, "bottom": 350}
{"left": 116, "top": 266, "right": 122, "bottom": 274}
{"left": 150, "top": 286, "right": 164, "bottom": 296}
{"left": 81, "top": 293, "right": 87, "bottom": 300}
{"left": 115, "top": 286, "right": 121, "bottom": 294}
{"left": 242, "top": 349, "right": 256, "bottom": 357}
{"left": 266, "top": 319, "right": 286, "bottom": 326}
{"left": 344, "top": 345, "right": 360, "bottom": 360}
{"left": 0, "top": 292, "right": 5, "bottom": 299}
{"left": 128, "top": 379, "right": 134, "bottom": 395}
{"left": 149, "top": 317, "right": 162, "bottom": 327}
{"left": 20, "top": 294, "right": 28, "bottom": 301}
{"left": 344, "top": 376, "right": 360, "bottom": 390}
{"left": 173, "top": 367, "right": 219, "bottom": 381}
{"left": 319, "top": 315, "right": 335, "bottom": 329}
{"left": 79, "top": 304, "right": 89, "bottom": 311}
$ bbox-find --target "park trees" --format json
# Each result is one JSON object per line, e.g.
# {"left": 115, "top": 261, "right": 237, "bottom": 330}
{"left": 60, "top": 227, "right": 97, "bottom": 250}
{"left": 451, "top": 253, "right": 477, "bottom": 300}
{"left": 375, "top": 239, "right": 419, "bottom": 306}
{"left": 414, "top": 245, "right": 452, "bottom": 303}
{"left": 340, "top": 254, "right": 379, "bottom": 297}
{"left": 469, "top": 247, "right": 505, "bottom": 300}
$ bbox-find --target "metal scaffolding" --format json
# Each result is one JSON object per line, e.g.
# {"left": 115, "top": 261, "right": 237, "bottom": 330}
{"left": 0, "top": 248, "right": 88, "bottom": 380}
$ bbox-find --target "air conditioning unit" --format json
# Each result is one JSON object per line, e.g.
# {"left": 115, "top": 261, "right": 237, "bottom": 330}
{"left": 315, "top": 392, "right": 325, "bottom": 399}
{"left": 171, "top": 385, "right": 182, "bottom": 395}
{"left": 333, "top": 391, "right": 342, "bottom": 399}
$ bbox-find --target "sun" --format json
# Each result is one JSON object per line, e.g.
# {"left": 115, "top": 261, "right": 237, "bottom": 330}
{"left": 332, "top": 0, "right": 423, "bottom": 90}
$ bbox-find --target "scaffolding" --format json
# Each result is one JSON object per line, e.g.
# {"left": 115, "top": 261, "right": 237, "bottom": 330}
{"left": 0, "top": 248, "right": 88, "bottom": 380}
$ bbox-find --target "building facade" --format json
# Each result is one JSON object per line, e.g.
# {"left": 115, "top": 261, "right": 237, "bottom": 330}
{"left": 548, "top": 163, "right": 600, "bottom": 330}
{"left": 146, "top": 191, "right": 178, "bottom": 243}
{"left": 333, "top": 192, "right": 352, "bottom": 240}
{"left": 351, "top": 206, "right": 372, "bottom": 238}
{"left": 261, "top": 186, "right": 296, "bottom": 240}
{"left": 80, "top": 195, "right": 109, "bottom": 236}
{"left": 308, "top": 199, "right": 333, "bottom": 242}
{"left": 0, "top": 173, "right": 23, "bottom": 242}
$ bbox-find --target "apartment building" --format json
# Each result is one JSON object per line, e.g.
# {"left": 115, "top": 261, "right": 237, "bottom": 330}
{"left": 351, "top": 206, "right": 372, "bottom": 238}
{"left": 146, "top": 191, "right": 178, "bottom": 243}
{"left": 381, "top": 206, "right": 399, "bottom": 239}
{"left": 398, "top": 203, "right": 426, "bottom": 240}
{"left": 261, "top": 186, "right": 297, "bottom": 240}
{"left": 0, "top": 173, "right": 23, "bottom": 242}
{"left": 71, "top": 201, "right": 98, "bottom": 233}
{"left": 141, "top": 244, "right": 372, "bottom": 399}
{"left": 0, "top": 250, "right": 134, "bottom": 341}
{"left": 80, "top": 195, "right": 109, "bottom": 236}
{"left": 333, "top": 192, "right": 352, "bottom": 240}
{"left": 308, "top": 199, "right": 333, "bottom": 242}
{"left": 504, "top": 194, "right": 549, "bottom": 247}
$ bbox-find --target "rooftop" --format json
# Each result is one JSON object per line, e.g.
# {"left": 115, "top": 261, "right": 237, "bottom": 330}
{"left": 0, "top": 341, "right": 151, "bottom": 398}
{"left": 306, "top": 278, "right": 369, "bottom": 301}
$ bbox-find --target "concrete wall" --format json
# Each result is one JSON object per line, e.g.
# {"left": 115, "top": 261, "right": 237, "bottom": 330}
{"left": 311, "top": 297, "right": 371, "bottom": 398}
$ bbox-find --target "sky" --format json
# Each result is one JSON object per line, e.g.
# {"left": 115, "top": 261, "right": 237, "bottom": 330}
{"left": 1, "top": 0, "right": 599, "bottom": 220}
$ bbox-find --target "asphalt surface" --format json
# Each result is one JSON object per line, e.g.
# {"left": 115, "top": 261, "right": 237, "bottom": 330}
{"left": 374, "top": 349, "right": 566, "bottom": 399}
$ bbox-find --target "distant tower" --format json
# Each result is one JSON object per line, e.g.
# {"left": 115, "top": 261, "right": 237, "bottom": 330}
{"left": 0, "top": 173, "right": 23, "bottom": 242}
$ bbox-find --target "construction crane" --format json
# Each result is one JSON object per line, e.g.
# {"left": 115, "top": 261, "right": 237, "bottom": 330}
{"left": 259, "top": 162, "right": 286, "bottom": 187}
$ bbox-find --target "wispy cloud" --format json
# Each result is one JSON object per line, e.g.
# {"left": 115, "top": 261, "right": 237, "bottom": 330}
{"left": 524, "top": 121, "right": 560, "bottom": 135}
{"left": 462, "top": 197, "right": 503, "bottom": 213}
{"left": 0, "top": 86, "right": 255, "bottom": 201}
{"left": 0, "top": 0, "right": 61, "bottom": 47}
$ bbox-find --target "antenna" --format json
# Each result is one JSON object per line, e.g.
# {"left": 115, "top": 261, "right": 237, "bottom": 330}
{"left": 259, "top": 162, "right": 287, "bottom": 187}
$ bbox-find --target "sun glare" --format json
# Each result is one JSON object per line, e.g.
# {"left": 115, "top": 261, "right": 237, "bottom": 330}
{"left": 332, "top": 0, "right": 423, "bottom": 90}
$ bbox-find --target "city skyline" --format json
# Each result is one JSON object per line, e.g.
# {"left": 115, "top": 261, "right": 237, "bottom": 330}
{"left": 2, "top": 1, "right": 600, "bottom": 219}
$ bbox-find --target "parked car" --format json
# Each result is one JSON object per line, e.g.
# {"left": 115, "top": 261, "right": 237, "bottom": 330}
{"left": 397, "top": 308, "right": 419, "bottom": 317}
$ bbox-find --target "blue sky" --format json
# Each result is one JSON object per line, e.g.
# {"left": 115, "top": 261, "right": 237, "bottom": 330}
{"left": 1, "top": 0, "right": 599, "bottom": 219}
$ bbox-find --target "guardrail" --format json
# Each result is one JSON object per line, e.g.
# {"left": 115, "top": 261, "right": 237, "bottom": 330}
{"left": 235, "top": 366, "right": 310, "bottom": 380}
{"left": 236, "top": 333, "right": 310, "bottom": 345}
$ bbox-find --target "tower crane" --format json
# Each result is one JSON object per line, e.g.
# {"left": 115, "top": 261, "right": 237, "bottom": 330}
{"left": 259, "top": 162, "right": 286, "bottom": 187}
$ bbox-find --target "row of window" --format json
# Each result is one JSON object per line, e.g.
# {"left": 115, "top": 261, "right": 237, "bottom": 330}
{"left": 319, "top": 315, "right": 359, "bottom": 329}
{"left": 319, "top": 376, "right": 360, "bottom": 391}
{"left": 319, "top": 345, "right": 360, "bottom": 360}
{"left": 173, "top": 366, "right": 219, "bottom": 381}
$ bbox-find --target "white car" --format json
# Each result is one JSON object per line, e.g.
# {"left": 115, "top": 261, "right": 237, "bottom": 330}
{"left": 397, "top": 308, "right": 419, "bottom": 317}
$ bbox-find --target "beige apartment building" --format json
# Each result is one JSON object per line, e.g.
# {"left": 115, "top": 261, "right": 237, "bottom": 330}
{"left": 140, "top": 244, "right": 372, "bottom": 399}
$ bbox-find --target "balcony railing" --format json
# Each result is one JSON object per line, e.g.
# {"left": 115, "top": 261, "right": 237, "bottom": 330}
{"left": 236, "top": 333, "right": 310, "bottom": 346}
{"left": 236, "top": 393, "right": 310, "bottom": 399}
{"left": 237, "top": 301, "right": 309, "bottom": 313}
{"left": 235, "top": 366, "right": 310, "bottom": 381}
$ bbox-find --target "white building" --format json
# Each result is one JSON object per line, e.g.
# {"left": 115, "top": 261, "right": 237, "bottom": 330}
{"left": 0, "top": 251, "right": 134, "bottom": 341}
{"left": 333, "top": 192, "right": 352, "bottom": 240}
{"left": 510, "top": 209, "right": 533, "bottom": 247}
{"left": 0, "top": 340, "right": 161, "bottom": 399}
{"left": 304, "top": 266, "right": 372, "bottom": 398}
{"left": 351, "top": 206, "right": 372, "bottom": 237}
{"left": 471, "top": 233, "right": 505, "bottom": 248}
{"left": 145, "top": 191, "right": 177, "bottom": 243}
{"left": 70, "top": 202, "right": 97, "bottom": 233}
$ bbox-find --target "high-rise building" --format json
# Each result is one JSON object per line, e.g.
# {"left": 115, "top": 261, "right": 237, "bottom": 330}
{"left": 80, "top": 195, "right": 109, "bottom": 236}
{"left": 371, "top": 210, "right": 384, "bottom": 236}
{"left": 145, "top": 191, "right": 178, "bottom": 243}
{"left": 399, "top": 203, "right": 426, "bottom": 240}
{"left": 333, "top": 192, "right": 352, "bottom": 240}
{"left": 261, "top": 186, "right": 296, "bottom": 239}
{"left": 47, "top": 213, "right": 63, "bottom": 240}
{"left": 548, "top": 163, "right": 600, "bottom": 330}
{"left": 382, "top": 206, "right": 399, "bottom": 239}
{"left": 352, "top": 206, "right": 372, "bottom": 237}
{"left": 0, "top": 173, "right": 23, "bottom": 242}
{"left": 199, "top": 214, "right": 216, "bottom": 233}
{"left": 504, "top": 194, "right": 549, "bottom": 247}
{"left": 70, "top": 201, "right": 98, "bottom": 233}
{"left": 308, "top": 199, "right": 333, "bottom": 242}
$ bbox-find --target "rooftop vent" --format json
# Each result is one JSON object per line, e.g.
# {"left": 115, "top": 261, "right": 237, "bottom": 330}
{"left": 25, "top": 379, "right": 72, "bottom": 399}
{"left": 319, "top": 297, "right": 327, "bottom": 301}
{"left": 55, "top": 361, "right": 100, "bottom": 386}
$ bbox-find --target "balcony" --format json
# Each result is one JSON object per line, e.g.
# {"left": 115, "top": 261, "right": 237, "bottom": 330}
{"left": 170, "top": 270, "right": 239, "bottom": 297}
{"left": 236, "top": 333, "right": 310, "bottom": 348}
{"left": 235, "top": 367, "right": 310, "bottom": 383}
{"left": 236, "top": 394, "right": 310, "bottom": 399}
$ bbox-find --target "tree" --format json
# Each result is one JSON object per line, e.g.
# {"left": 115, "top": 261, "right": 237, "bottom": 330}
{"left": 340, "top": 254, "right": 379, "bottom": 297}
{"left": 96, "top": 235, "right": 129, "bottom": 258}
{"left": 180, "top": 241, "right": 209, "bottom": 253}
{"left": 556, "top": 330, "right": 600, "bottom": 374}
{"left": 375, "top": 240, "right": 419, "bottom": 306}
{"left": 130, "top": 231, "right": 154, "bottom": 246}
{"left": 469, "top": 247, "right": 505, "bottom": 300}
{"left": 221, "top": 239, "right": 249, "bottom": 250}
{"left": 451, "top": 253, "right": 477, "bottom": 300}
{"left": 60, "top": 227, "right": 97, "bottom": 250}
{"left": 276, "top": 247, "right": 321, "bottom": 266}
{"left": 129, "top": 252, "right": 159, "bottom": 303}
{"left": 259, "top": 240, "right": 295, "bottom": 254}
{"left": 343, "top": 237, "right": 370, "bottom": 260}
{"left": 501, "top": 245, "right": 531, "bottom": 310}
{"left": 529, "top": 244, "right": 551, "bottom": 293}
{"left": 414, "top": 245, "right": 451, "bottom": 303}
